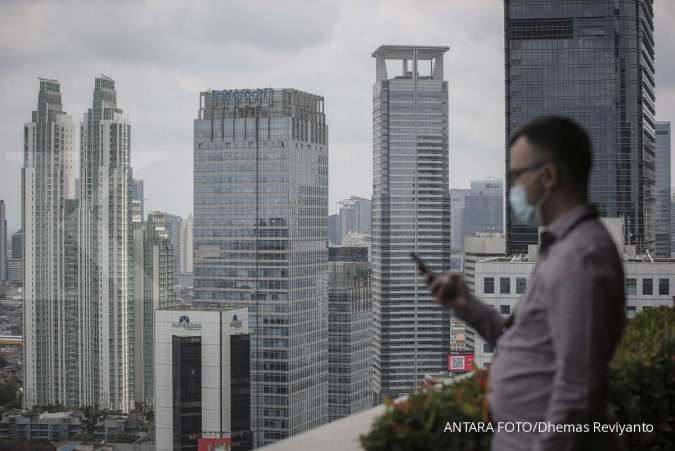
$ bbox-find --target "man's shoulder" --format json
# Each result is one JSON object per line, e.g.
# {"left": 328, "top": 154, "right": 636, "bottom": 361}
{"left": 565, "top": 217, "right": 621, "bottom": 259}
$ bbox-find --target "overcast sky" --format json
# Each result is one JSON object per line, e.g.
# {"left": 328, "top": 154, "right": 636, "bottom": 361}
{"left": 2, "top": 0, "right": 675, "bottom": 233}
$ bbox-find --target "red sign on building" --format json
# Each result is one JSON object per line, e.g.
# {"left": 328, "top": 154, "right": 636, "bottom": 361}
{"left": 448, "top": 354, "right": 475, "bottom": 372}
{"left": 197, "top": 437, "right": 232, "bottom": 451}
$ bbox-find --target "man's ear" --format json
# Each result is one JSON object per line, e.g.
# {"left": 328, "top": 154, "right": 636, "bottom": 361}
{"left": 543, "top": 163, "right": 559, "bottom": 191}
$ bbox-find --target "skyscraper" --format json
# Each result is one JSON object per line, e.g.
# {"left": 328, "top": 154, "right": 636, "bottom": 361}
{"left": 130, "top": 178, "right": 144, "bottom": 224}
{"left": 132, "top": 213, "right": 175, "bottom": 408}
{"left": 193, "top": 88, "right": 328, "bottom": 445}
{"left": 655, "top": 122, "right": 671, "bottom": 257}
{"left": 179, "top": 214, "right": 193, "bottom": 275}
{"left": 327, "top": 245, "right": 371, "bottom": 421}
{"left": 371, "top": 46, "right": 452, "bottom": 400}
{"left": 0, "top": 200, "right": 7, "bottom": 282}
{"left": 327, "top": 214, "right": 340, "bottom": 245}
{"left": 149, "top": 210, "right": 183, "bottom": 281}
{"left": 505, "top": 0, "right": 656, "bottom": 254}
{"left": 79, "top": 75, "right": 133, "bottom": 412}
{"left": 463, "top": 180, "right": 504, "bottom": 238}
{"left": 450, "top": 189, "right": 467, "bottom": 254}
{"left": 8, "top": 229, "right": 23, "bottom": 286}
{"left": 23, "top": 78, "right": 78, "bottom": 408}
{"left": 337, "top": 196, "right": 372, "bottom": 242}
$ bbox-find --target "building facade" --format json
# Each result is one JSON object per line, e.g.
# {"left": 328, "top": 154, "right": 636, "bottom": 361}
{"left": 132, "top": 214, "right": 175, "bottom": 408}
{"left": 371, "top": 45, "right": 452, "bottom": 400}
{"left": 131, "top": 178, "right": 144, "bottom": 224}
{"left": 337, "top": 196, "right": 372, "bottom": 243}
{"left": 327, "top": 246, "right": 371, "bottom": 421}
{"left": 22, "top": 78, "right": 78, "bottom": 409}
{"left": 655, "top": 121, "right": 671, "bottom": 257}
{"left": 193, "top": 88, "right": 329, "bottom": 445}
{"left": 327, "top": 214, "right": 340, "bottom": 245}
{"left": 78, "top": 75, "right": 133, "bottom": 412}
{"left": 0, "top": 200, "right": 6, "bottom": 282}
{"left": 463, "top": 180, "right": 503, "bottom": 238}
{"left": 154, "top": 308, "right": 251, "bottom": 451}
{"left": 180, "top": 214, "right": 194, "bottom": 275}
{"left": 505, "top": 0, "right": 656, "bottom": 254}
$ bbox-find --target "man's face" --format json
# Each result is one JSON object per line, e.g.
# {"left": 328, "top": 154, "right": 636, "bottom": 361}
{"left": 509, "top": 135, "right": 547, "bottom": 204}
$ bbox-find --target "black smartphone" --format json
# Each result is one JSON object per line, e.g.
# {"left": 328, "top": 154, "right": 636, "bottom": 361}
{"left": 410, "top": 252, "right": 435, "bottom": 281}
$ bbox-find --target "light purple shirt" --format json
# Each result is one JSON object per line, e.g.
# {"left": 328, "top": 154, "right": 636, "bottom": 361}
{"left": 455, "top": 205, "right": 626, "bottom": 451}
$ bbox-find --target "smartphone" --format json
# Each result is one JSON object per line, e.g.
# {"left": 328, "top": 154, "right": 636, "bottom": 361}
{"left": 410, "top": 252, "right": 435, "bottom": 281}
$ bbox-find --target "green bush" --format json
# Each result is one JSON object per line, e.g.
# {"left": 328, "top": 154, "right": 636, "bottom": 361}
{"left": 361, "top": 306, "right": 675, "bottom": 451}
{"left": 608, "top": 306, "right": 675, "bottom": 450}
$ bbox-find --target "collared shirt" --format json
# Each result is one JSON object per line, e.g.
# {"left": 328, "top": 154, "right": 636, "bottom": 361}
{"left": 455, "top": 205, "right": 626, "bottom": 451}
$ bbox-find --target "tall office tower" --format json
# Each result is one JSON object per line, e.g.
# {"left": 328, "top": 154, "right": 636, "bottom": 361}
{"left": 130, "top": 178, "right": 144, "bottom": 224}
{"left": 79, "top": 75, "right": 133, "bottom": 412}
{"left": 179, "top": 214, "right": 193, "bottom": 275}
{"left": 132, "top": 214, "right": 175, "bottom": 408}
{"left": 337, "top": 196, "right": 372, "bottom": 242}
{"left": 8, "top": 229, "right": 23, "bottom": 285}
{"left": 463, "top": 180, "right": 503, "bottom": 237}
{"left": 655, "top": 122, "right": 671, "bottom": 257}
{"left": 505, "top": 0, "right": 656, "bottom": 254}
{"left": 148, "top": 211, "right": 182, "bottom": 280}
{"left": 371, "top": 46, "right": 452, "bottom": 400}
{"left": 327, "top": 246, "right": 371, "bottom": 421}
{"left": 22, "top": 78, "right": 78, "bottom": 408}
{"left": 450, "top": 189, "right": 467, "bottom": 253}
{"left": 327, "top": 214, "right": 340, "bottom": 245}
{"left": 194, "top": 88, "right": 329, "bottom": 445}
{"left": 672, "top": 190, "right": 675, "bottom": 258}
{"left": 0, "top": 200, "right": 6, "bottom": 282}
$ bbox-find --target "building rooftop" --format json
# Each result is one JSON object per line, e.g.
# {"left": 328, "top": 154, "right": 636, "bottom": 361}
{"left": 371, "top": 45, "right": 449, "bottom": 59}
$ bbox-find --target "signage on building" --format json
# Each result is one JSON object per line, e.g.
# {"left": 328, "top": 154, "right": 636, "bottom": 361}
{"left": 172, "top": 314, "right": 202, "bottom": 330}
{"left": 448, "top": 353, "right": 475, "bottom": 372}
{"left": 229, "top": 314, "right": 243, "bottom": 329}
{"left": 197, "top": 437, "right": 231, "bottom": 451}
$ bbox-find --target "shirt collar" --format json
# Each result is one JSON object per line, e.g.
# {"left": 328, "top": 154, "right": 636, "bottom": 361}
{"left": 539, "top": 204, "right": 596, "bottom": 255}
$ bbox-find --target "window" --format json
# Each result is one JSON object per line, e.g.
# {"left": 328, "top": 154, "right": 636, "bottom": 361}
{"left": 516, "top": 277, "right": 527, "bottom": 294}
{"left": 625, "top": 278, "right": 637, "bottom": 296}
{"left": 500, "top": 277, "right": 511, "bottom": 294}
{"left": 642, "top": 278, "right": 653, "bottom": 296}
{"left": 500, "top": 305, "right": 511, "bottom": 315}
{"left": 483, "top": 343, "right": 495, "bottom": 353}
{"left": 659, "top": 278, "right": 670, "bottom": 296}
{"left": 626, "top": 306, "right": 636, "bottom": 319}
{"left": 484, "top": 277, "right": 494, "bottom": 294}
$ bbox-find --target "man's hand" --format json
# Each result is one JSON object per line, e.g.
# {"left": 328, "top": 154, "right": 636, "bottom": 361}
{"left": 426, "top": 272, "right": 470, "bottom": 309}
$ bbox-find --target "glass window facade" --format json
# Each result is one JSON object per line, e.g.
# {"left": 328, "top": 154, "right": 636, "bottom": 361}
{"left": 372, "top": 46, "right": 451, "bottom": 400}
{"left": 505, "top": 0, "right": 656, "bottom": 255}
{"left": 193, "top": 89, "right": 328, "bottom": 446}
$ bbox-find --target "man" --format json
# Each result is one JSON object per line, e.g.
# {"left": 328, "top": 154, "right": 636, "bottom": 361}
{"left": 427, "top": 116, "right": 626, "bottom": 450}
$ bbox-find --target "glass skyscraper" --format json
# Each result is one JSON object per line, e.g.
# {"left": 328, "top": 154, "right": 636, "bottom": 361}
{"left": 505, "top": 0, "right": 656, "bottom": 254}
{"left": 655, "top": 121, "right": 671, "bottom": 257}
{"left": 371, "top": 46, "right": 452, "bottom": 400}
{"left": 193, "top": 88, "right": 328, "bottom": 446}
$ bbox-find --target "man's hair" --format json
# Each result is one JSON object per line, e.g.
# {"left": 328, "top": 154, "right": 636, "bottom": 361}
{"left": 509, "top": 116, "right": 592, "bottom": 194}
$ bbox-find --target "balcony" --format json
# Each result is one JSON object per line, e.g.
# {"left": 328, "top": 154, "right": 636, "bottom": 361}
{"left": 260, "top": 403, "right": 387, "bottom": 451}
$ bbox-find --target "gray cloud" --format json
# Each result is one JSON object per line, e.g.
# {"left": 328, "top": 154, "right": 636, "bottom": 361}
{"left": 1, "top": 0, "right": 674, "bottom": 235}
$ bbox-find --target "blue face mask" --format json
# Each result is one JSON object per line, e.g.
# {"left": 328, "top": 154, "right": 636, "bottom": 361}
{"left": 509, "top": 184, "right": 538, "bottom": 227}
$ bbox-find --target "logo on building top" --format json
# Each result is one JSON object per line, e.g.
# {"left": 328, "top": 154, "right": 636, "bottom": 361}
{"left": 172, "top": 314, "right": 201, "bottom": 330}
{"left": 230, "top": 314, "right": 243, "bottom": 329}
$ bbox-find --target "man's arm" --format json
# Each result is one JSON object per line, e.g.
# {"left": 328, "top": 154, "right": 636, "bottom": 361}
{"left": 533, "top": 249, "right": 625, "bottom": 451}
{"left": 429, "top": 272, "right": 507, "bottom": 346}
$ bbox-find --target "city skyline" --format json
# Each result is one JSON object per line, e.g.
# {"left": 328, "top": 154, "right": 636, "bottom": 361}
{"left": 2, "top": 1, "right": 675, "bottom": 233}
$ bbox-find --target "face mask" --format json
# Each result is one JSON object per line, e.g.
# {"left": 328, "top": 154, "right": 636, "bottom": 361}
{"left": 509, "top": 184, "right": 538, "bottom": 227}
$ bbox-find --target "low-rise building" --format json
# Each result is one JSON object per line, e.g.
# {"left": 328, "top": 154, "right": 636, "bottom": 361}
{"left": 0, "top": 411, "right": 82, "bottom": 442}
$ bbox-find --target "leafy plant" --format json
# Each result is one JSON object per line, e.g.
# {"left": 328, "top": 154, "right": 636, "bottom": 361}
{"left": 361, "top": 307, "right": 675, "bottom": 451}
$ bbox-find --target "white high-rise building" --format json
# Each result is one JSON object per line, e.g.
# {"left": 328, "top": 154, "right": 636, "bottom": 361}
{"left": 23, "top": 78, "right": 78, "bottom": 408}
{"left": 0, "top": 200, "right": 7, "bottom": 282}
{"left": 79, "top": 75, "right": 133, "bottom": 412}
{"left": 371, "top": 46, "right": 452, "bottom": 400}
{"left": 337, "top": 196, "right": 371, "bottom": 243}
{"left": 179, "top": 214, "right": 193, "bottom": 275}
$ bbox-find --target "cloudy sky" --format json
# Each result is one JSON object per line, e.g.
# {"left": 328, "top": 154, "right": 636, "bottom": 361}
{"left": 2, "top": 0, "right": 675, "bottom": 233}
